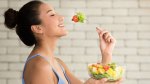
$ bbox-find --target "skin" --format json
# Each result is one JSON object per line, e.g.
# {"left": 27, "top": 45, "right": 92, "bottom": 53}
{"left": 23, "top": 3, "right": 122, "bottom": 84}
{"left": 96, "top": 27, "right": 116, "bottom": 65}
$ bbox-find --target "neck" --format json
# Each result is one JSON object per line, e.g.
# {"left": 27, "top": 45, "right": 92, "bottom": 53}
{"left": 34, "top": 37, "right": 58, "bottom": 62}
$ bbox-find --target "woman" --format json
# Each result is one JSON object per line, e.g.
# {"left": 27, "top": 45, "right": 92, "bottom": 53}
{"left": 4, "top": 0, "right": 121, "bottom": 84}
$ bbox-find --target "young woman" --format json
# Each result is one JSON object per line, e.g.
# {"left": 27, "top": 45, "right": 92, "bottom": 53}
{"left": 4, "top": 0, "right": 121, "bottom": 84}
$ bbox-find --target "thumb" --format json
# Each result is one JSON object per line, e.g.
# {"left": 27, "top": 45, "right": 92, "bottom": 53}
{"left": 101, "top": 78, "right": 107, "bottom": 82}
{"left": 100, "top": 78, "right": 108, "bottom": 84}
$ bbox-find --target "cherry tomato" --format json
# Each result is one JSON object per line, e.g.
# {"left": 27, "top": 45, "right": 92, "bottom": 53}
{"left": 72, "top": 15, "right": 79, "bottom": 22}
{"left": 103, "top": 65, "right": 110, "bottom": 71}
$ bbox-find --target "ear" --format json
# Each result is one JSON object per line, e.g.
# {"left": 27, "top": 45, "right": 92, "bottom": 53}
{"left": 31, "top": 25, "right": 43, "bottom": 34}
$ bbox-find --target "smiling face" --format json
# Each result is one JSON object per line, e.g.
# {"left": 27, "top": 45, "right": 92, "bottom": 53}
{"left": 37, "top": 3, "right": 68, "bottom": 39}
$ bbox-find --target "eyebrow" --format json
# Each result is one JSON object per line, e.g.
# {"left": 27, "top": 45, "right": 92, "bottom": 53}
{"left": 46, "top": 10, "right": 52, "bottom": 13}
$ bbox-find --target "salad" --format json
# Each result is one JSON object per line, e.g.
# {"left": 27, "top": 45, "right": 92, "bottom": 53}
{"left": 88, "top": 63, "right": 124, "bottom": 81}
{"left": 72, "top": 11, "right": 86, "bottom": 23}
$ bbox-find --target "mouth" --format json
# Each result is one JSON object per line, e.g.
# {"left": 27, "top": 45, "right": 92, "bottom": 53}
{"left": 58, "top": 24, "right": 65, "bottom": 28}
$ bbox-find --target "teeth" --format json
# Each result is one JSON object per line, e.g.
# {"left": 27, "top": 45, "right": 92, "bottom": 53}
{"left": 58, "top": 24, "right": 64, "bottom": 27}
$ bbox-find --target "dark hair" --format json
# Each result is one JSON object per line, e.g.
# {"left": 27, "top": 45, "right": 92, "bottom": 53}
{"left": 4, "top": 0, "right": 43, "bottom": 46}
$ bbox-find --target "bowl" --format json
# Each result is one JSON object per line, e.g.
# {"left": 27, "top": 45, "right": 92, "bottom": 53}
{"left": 88, "top": 63, "right": 124, "bottom": 81}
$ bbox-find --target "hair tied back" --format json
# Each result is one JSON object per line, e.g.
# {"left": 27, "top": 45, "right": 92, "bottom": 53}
{"left": 4, "top": 8, "right": 19, "bottom": 29}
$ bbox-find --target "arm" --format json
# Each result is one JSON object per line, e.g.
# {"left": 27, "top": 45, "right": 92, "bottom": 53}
{"left": 56, "top": 28, "right": 118, "bottom": 84}
{"left": 96, "top": 27, "right": 116, "bottom": 65}
{"left": 96, "top": 28, "right": 123, "bottom": 84}
{"left": 56, "top": 58, "right": 115, "bottom": 84}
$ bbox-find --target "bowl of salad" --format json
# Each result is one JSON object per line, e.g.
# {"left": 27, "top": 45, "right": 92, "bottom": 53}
{"left": 88, "top": 63, "right": 124, "bottom": 81}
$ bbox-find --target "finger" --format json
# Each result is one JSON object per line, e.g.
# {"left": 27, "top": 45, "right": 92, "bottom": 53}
{"left": 99, "top": 78, "right": 107, "bottom": 84}
{"left": 96, "top": 27, "right": 103, "bottom": 35}
{"left": 96, "top": 27, "right": 101, "bottom": 33}
{"left": 101, "top": 78, "right": 107, "bottom": 82}
{"left": 117, "top": 78, "right": 123, "bottom": 83}
{"left": 96, "top": 27, "right": 104, "bottom": 40}
{"left": 96, "top": 28, "right": 101, "bottom": 38}
{"left": 109, "top": 79, "right": 122, "bottom": 84}
{"left": 116, "top": 80, "right": 121, "bottom": 84}
{"left": 96, "top": 27, "right": 112, "bottom": 43}
{"left": 104, "top": 32, "right": 111, "bottom": 40}
{"left": 96, "top": 27, "right": 103, "bottom": 32}
{"left": 106, "top": 36, "right": 112, "bottom": 43}
{"left": 101, "top": 31, "right": 109, "bottom": 38}
{"left": 110, "top": 37, "right": 116, "bottom": 43}
{"left": 106, "top": 81, "right": 117, "bottom": 84}
{"left": 104, "top": 32, "right": 112, "bottom": 42}
{"left": 96, "top": 27, "right": 111, "bottom": 39}
{"left": 96, "top": 27, "right": 103, "bottom": 34}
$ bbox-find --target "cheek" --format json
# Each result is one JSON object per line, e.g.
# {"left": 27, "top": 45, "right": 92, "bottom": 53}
{"left": 42, "top": 18, "right": 58, "bottom": 30}
{"left": 43, "top": 23, "right": 59, "bottom": 36}
{"left": 41, "top": 17, "right": 66, "bottom": 37}
{"left": 46, "top": 18, "right": 59, "bottom": 30}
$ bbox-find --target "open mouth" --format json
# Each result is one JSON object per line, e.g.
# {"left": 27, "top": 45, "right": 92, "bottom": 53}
{"left": 58, "top": 24, "right": 65, "bottom": 28}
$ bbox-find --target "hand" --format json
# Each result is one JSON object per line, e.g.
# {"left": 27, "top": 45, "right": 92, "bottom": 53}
{"left": 84, "top": 78, "right": 107, "bottom": 84}
{"left": 105, "top": 78, "right": 123, "bottom": 84}
{"left": 96, "top": 27, "right": 116, "bottom": 65}
{"left": 84, "top": 78, "right": 122, "bottom": 84}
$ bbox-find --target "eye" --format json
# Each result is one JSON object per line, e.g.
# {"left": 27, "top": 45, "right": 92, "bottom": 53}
{"left": 49, "top": 11, "right": 56, "bottom": 16}
{"left": 50, "top": 14, "right": 55, "bottom": 16}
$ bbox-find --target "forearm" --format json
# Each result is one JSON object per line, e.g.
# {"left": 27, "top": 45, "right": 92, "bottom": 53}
{"left": 101, "top": 52, "right": 112, "bottom": 65}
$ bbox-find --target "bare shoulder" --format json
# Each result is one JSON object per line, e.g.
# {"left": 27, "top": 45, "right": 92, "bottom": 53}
{"left": 24, "top": 56, "right": 54, "bottom": 84}
{"left": 27, "top": 56, "right": 51, "bottom": 71}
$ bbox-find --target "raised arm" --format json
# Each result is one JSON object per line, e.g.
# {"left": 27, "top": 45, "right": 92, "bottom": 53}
{"left": 96, "top": 27, "right": 116, "bottom": 65}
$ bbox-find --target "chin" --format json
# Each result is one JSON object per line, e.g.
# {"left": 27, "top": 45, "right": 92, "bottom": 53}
{"left": 62, "top": 32, "right": 68, "bottom": 36}
{"left": 58, "top": 31, "right": 68, "bottom": 38}
{"left": 62, "top": 29, "right": 68, "bottom": 35}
